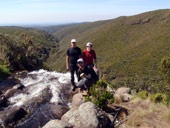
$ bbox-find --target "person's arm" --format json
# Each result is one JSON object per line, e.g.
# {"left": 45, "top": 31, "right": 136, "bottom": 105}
{"left": 66, "top": 56, "right": 69, "bottom": 70}
{"left": 79, "top": 48, "right": 82, "bottom": 58}
{"left": 93, "top": 50, "right": 97, "bottom": 69}
{"left": 66, "top": 49, "right": 70, "bottom": 71}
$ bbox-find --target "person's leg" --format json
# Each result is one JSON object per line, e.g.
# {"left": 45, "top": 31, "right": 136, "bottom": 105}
{"left": 77, "top": 78, "right": 87, "bottom": 92}
{"left": 69, "top": 64, "right": 76, "bottom": 88}
{"left": 75, "top": 65, "right": 79, "bottom": 81}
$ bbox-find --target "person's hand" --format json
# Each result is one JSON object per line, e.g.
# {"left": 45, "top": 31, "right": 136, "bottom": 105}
{"left": 94, "top": 65, "right": 97, "bottom": 70}
{"left": 66, "top": 66, "right": 69, "bottom": 71}
{"left": 80, "top": 73, "right": 84, "bottom": 78}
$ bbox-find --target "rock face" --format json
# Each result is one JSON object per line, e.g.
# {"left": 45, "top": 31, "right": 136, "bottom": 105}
{"left": 61, "top": 102, "right": 112, "bottom": 128}
{"left": 43, "top": 119, "right": 73, "bottom": 128}
{"left": 72, "top": 93, "right": 85, "bottom": 107}
{"left": 114, "top": 87, "right": 132, "bottom": 102}
{"left": 15, "top": 104, "right": 69, "bottom": 128}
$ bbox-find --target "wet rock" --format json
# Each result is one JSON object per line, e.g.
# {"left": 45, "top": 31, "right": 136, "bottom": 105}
{"left": 4, "top": 88, "right": 18, "bottom": 99}
{"left": 15, "top": 104, "right": 69, "bottom": 128}
{"left": 72, "top": 93, "right": 85, "bottom": 107}
{"left": 43, "top": 119, "right": 73, "bottom": 128}
{"left": 62, "top": 102, "right": 112, "bottom": 128}
{"left": 13, "top": 84, "right": 25, "bottom": 90}
{"left": 0, "top": 95, "right": 7, "bottom": 108}
{"left": 0, "top": 106, "right": 27, "bottom": 126}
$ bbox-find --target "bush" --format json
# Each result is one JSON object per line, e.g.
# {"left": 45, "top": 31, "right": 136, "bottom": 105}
{"left": 137, "top": 90, "right": 148, "bottom": 100}
{"left": 160, "top": 55, "right": 170, "bottom": 79}
{"left": 85, "top": 80, "right": 114, "bottom": 109}
{"left": 151, "top": 93, "right": 170, "bottom": 105}
{"left": 0, "top": 65, "right": 11, "bottom": 82}
{"left": 0, "top": 33, "right": 48, "bottom": 71}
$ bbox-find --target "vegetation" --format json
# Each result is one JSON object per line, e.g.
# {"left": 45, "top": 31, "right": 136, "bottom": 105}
{"left": 0, "top": 27, "right": 57, "bottom": 81}
{"left": 47, "top": 9, "right": 170, "bottom": 94}
{"left": 137, "top": 90, "right": 148, "bottom": 100}
{"left": 0, "top": 65, "right": 11, "bottom": 82}
{"left": 85, "top": 80, "right": 114, "bottom": 109}
{"left": 151, "top": 93, "right": 170, "bottom": 105}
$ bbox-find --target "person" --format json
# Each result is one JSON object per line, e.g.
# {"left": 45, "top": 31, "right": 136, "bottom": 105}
{"left": 76, "top": 58, "right": 98, "bottom": 93}
{"left": 66, "top": 39, "right": 81, "bottom": 91}
{"left": 82, "top": 42, "right": 97, "bottom": 69}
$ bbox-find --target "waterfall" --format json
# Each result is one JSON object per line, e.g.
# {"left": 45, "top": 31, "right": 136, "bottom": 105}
{"left": 8, "top": 69, "right": 75, "bottom": 107}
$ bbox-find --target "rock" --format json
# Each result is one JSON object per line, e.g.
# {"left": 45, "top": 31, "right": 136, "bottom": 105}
{"left": 0, "top": 95, "right": 7, "bottom": 108}
{"left": 122, "top": 93, "right": 132, "bottom": 102}
{"left": 107, "top": 86, "right": 115, "bottom": 93}
{"left": 4, "top": 88, "right": 18, "bottom": 99}
{"left": 15, "top": 104, "right": 70, "bottom": 128}
{"left": 43, "top": 119, "right": 73, "bottom": 128}
{"left": 13, "top": 84, "right": 25, "bottom": 90}
{"left": 78, "top": 102, "right": 99, "bottom": 127}
{"left": 114, "top": 87, "right": 132, "bottom": 102}
{"left": 0, "top": 106, "right": 27, "bottom": 126}
{"left": 115, "top": 87, "right": 130, "bottom": 95}
{"left": 61, "top": 107, "right": 82, "bottom": 126}
{"left": 72, "top": 93, "right": 85, "bottom": 107}
{"left": 62, "top": 102, "right": 112, "bottom": 128}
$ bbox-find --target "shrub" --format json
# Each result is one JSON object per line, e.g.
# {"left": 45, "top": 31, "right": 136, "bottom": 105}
{"left": 85, "top": 80, "right": 114, "bottom": 109}
{"left": 0, "top": 65, "right": 11, "bottom": 82}
{"left": 137, "top": 90, "right": 148, "bottom": 100}
{"left": 0, "top": 33, "right": 48, "bottom": 71}
{"left": 151, "top": 93, "right": 170, "bottom": 105}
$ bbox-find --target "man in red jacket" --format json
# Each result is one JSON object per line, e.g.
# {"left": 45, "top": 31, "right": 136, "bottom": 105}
{"left": 82, "top": 42, "right": 97, "bottom": 69}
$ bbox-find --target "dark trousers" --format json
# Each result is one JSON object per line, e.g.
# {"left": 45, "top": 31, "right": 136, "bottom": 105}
{"left": 77, "top": 78, "right": 97, "bottom": 90}
{"left": 69, "top": 64, "right": 78, "bottom": 86}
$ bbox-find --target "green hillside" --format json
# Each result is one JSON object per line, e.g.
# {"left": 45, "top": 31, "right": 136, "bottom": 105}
{"left": 0, "top": 26, "right": 57, "bottom": 81}
{"left": 33, "top": 23, "right": 89, "bottom": 34}
{"left": 48, "top": 9, "right": 170, "bottom": 93}
{"left": 0, "top": 26, "right": 57, "bottom": 48}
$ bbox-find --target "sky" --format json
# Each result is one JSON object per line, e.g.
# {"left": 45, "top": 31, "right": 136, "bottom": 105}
{"left": 0, "top": 0, "right": 170, "bottom": 25}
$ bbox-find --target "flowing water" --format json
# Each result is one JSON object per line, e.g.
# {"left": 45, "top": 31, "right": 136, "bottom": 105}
{"left": 0, "top": 69, "right": 76, "bottom": 128}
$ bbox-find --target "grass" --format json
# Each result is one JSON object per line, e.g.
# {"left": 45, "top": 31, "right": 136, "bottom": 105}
{"left": 47, "top": 9, "right": 170, "bottom": 94}
{"left": 123, "top": 96, "right": 170, "bottom": 128}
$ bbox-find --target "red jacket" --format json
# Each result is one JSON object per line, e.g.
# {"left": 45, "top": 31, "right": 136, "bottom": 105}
{"left": 82, "top": 49, "right": 96, "bottom": 65}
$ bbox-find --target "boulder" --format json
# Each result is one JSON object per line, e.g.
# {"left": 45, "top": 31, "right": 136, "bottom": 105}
{"left": 62, "top": 102, "right": 112, "bottom": 128}
{"left": 115, "top": 87, "right": 130, "bottom": 95}
{"left": 114, "top": 87, "right": 132, "bottom": 102}
{"left": 43, "top": 119, "right": 73, "bottom": 128}
{"left": 72, "top": 93, "right": 85, "bottom": 107}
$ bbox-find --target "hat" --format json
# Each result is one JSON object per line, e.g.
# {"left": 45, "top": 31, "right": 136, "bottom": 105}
{"left": 71, "top": 39, "right": 76, "bottom": 43}
{"left": 86, "top": 42, "right": 93, "bottom": 47}
{"left": 77, "top": 58, "right": 84, "bottom": 63}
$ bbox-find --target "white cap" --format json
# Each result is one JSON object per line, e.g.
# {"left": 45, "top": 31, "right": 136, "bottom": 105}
{"left": 86, "top": 42, "right": 93, "bottom": 47}
{"left": 71, "top": 39, "right": 76, "bottom": 43}
{"left": 77, "top": 58, "right": 84, "bottom": 63}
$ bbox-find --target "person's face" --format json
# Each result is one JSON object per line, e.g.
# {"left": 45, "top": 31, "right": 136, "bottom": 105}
{"left": 71, "top": 42, "right": 76, "bottom": 48}
{"left": 77, "top": 62, "right": 84, "bottom": 68}
{"left": 86, "top": 46, "right": 92, "bottom": 51}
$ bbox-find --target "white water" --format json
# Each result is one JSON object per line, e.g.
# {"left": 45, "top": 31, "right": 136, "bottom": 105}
{"left": 8, "top": 69, "right": 76, "bottom": 107}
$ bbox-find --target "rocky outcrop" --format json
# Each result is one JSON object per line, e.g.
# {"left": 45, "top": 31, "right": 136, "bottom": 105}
{"left": 42, "top": 119, "right": 73, "bottom": 128}
{"left": 61, "top": 102, "right": 112, "bottom": 128}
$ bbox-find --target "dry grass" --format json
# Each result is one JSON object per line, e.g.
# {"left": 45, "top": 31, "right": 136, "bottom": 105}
{"left": 120, "top": 97, "right": 170, "bottom": 128}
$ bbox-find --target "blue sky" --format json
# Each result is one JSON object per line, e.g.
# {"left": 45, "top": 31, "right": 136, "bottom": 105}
{"left": 0, "top": 0, "right": 170, "bottom": 25}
